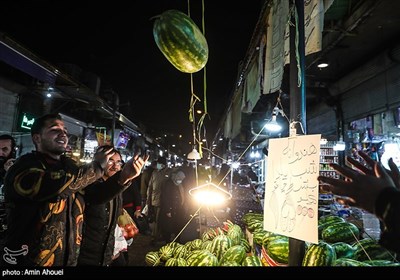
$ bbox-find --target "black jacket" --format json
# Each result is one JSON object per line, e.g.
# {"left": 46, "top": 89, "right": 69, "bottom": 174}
{"left": 1, "top": 152, "right": 103, "bottom": 266}
{"left": 78, "top": 174, "right": 127, "bottom": 266}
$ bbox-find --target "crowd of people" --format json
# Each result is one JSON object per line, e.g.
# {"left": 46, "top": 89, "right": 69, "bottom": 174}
{"left": 1, "top": 112, "right": 399, "bottom": 267}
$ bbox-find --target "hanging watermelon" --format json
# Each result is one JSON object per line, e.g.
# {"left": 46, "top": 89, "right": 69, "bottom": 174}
{"left": 153, "top": 9, "right": 209, "bottom": 73}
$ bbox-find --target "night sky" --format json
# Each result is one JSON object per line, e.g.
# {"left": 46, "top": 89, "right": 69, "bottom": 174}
{"left": 1, "top": 0, "right": 263, "bottom": 146}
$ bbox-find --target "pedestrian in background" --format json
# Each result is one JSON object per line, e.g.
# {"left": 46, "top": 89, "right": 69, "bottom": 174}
{"left": 140, "top": 160, "right": 157, "bottom": 207}
{"left": 146, "top": 156, "right": 169, "bottom": 245}
{"left": 159, "top": 169, "right": 186, "bottom": 243}
{"left": 0, "top": 134, "right": 17, "bottom": 238}
{"left": 0, "top": 134, "right": 17, "bottom": 186}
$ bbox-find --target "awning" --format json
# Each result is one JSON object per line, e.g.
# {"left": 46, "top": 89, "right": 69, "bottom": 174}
{"left": 0, "top": 37, "right": 56, "bottom": 85}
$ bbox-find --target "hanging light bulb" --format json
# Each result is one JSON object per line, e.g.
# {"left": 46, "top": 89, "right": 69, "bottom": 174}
{"left": 187, "top": 148, "right": 201, "bottom": 160}
{"left": 264, "top": 107, "right": 283, "bottom": 132}
{"left": 264, "top": 115, "right": 282, "bottom": 132}
{"left": 189, "top": 182, "right": 232, "bottom": 206}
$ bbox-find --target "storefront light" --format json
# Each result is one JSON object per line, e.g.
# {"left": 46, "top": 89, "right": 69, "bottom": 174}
{"left": 333, "top": 136, "right": 346, "bottom": 151}
{"left": 317, "top": 62, "right": 329, "bottom": 68}
{"left": 333, "top": 140, "right": 346, "bottom": 151}
{"left": 381, "top": 142, "right": 400, "bottom": 169}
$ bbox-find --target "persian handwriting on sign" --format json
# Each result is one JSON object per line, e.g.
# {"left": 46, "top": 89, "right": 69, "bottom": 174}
{"left": 282, "top": 137, "right": 318, "bottom": 164}
{"left": 291, "top": 160, "right": 318, "bottom": 177}
{"left": 264, "top": 134, "right": 320, "bottom": 244}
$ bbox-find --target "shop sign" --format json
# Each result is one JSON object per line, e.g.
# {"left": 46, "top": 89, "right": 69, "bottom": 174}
{"left": 20, "top": 112, "right": 35, "bottom": 130}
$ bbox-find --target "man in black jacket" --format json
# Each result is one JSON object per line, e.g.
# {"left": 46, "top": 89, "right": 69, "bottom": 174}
{"left": 1, "top": 114, "right": 147, "bottom": 267}
{"left": 1, "top": 114, "right": 112, "bottom": 266}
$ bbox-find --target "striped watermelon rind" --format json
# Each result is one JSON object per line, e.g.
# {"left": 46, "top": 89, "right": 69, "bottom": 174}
{"left": 302, "top": 242, "right": 336, "bottom": 266}
{"left": 153, "top": 9, "right": 208, "bottom": 73}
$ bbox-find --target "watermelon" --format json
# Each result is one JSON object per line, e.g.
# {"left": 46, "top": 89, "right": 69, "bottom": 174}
{"left": 202, "top": 228, "right": 216, "bottom": 241}
{"left": 253, "top": 231, "right": 268, "bottom": 246}
{"left": 332, "top": 242, "right": 355, "bottom": 259}
{"left": 302, "top": 242, "right": 336, "bottom": 266}
{"left": 262, "top": 233, "right": 287, "bottom": 248}
{"left": 364, "top": 260, "right": 400, "bottom": 266}
{"left": 173, "top": 245, "right": 189, "bottom": 259}
{"left": 159, "top": 244, "right": 174, "bottom": 262}
{"left": 210, "top": 235, "right": 232, "bottom": 260}
{"left": 165, "top": 257, "right": 187, "bottom": 266}
{"left": 240, "top": 238, "right": 251, "bottom": 253}
{"left": 321, "top": 221, "right": 359, "bottom": 243}
{"left": 220, "top": 260, "right": 241, "bottom": 266}
{"left": 227, "top": 225, "right": 244, "bottom": 246}
{"left": 242, "top": 255, "right": 263, "bottom": 266}
{"left": 318, "top": 214, "right": 345, "bottom": 226}
{"left": 334, "top": 258, "right": 371, "bottom": 266}
{"left": 318, "top": 216, "right": 345, "bottom": 238}
{"left": 145, "top": 251, "right": 161, "bottom": 266}
{"left": 222, "top": 220, "right": 235, "bottom": 232}
{"left": 352, "top": 238, "right": 394, "bottom": 261}
{"left": 242, "top": 212, "right": 263, "bottom": 223}
{"left": 186, "top": 249, "right": 218, "bottom": 266}
{"left": 266, "top": 237, "right": 289, "bottom": 264}
{"left": 153, "top": 9, "right": 208, "bottom": 73}
{"left": 246, "top": 220, "right": 263, "bottom": 232}
{"left": 219, "top": 245, "right": 246, "bottom": 264}
{"left": 190, "top": 239, "right": 203, "bottom": 251}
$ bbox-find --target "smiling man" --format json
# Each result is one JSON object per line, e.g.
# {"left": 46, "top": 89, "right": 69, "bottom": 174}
{"left": 1, "top": 113, "right": 148, "bottom": 267}
{"left": 0, "top": 113, "right": 109, "bottom": 266}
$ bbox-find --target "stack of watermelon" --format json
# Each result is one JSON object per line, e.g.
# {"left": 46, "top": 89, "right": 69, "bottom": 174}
{"left": 302, "top": 214, "right": 399, "bottom": 266}
{"left": 241, "top": 212, "right": 399, "bottom": 266}
{"left": 144, "top": 220, "right": 264, "bottom": 266}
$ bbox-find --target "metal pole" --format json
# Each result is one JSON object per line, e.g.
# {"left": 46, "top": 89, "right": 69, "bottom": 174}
{"left": 288, "top": 0, "right": 306, "bottom": 266}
